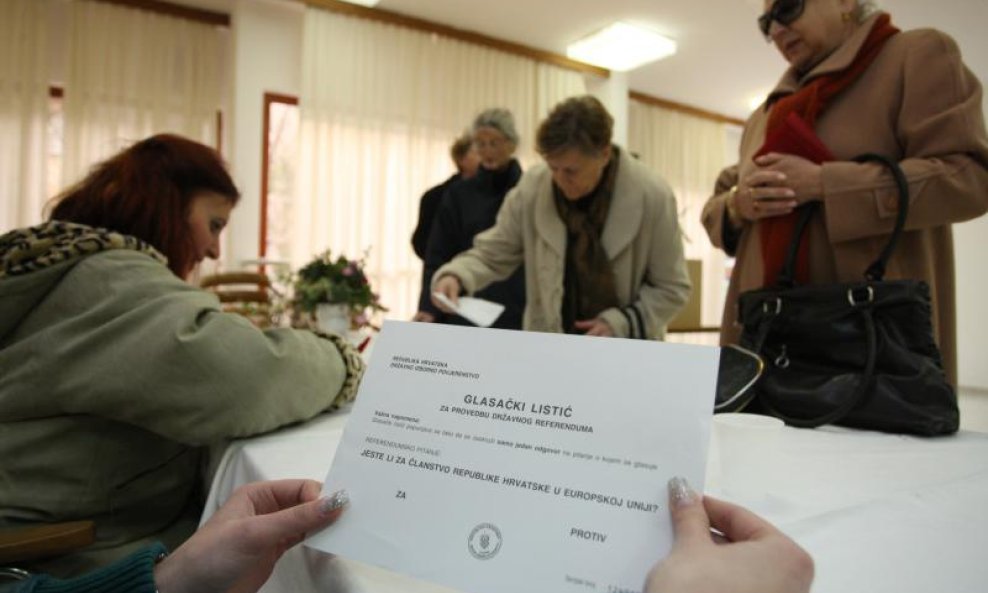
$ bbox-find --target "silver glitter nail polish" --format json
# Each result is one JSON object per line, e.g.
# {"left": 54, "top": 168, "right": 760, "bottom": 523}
{"left": 668, "top": 477, "right": 697, "bottom": 508}
{"left": 321, "top": 490, "right": 350, "bottom": 515}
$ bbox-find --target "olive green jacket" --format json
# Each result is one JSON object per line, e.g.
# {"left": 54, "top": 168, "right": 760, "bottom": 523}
{"left": 0, "top": 222, "right": 362, "bottom": 576}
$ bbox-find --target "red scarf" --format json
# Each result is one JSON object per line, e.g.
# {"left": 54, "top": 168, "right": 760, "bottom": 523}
{"left": 756, "top": 13, "right": 899, "bottom": 286}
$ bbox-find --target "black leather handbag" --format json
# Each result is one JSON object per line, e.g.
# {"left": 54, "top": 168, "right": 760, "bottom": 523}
{"left": 723, "top": 153, "right": 959, "bottom": 436}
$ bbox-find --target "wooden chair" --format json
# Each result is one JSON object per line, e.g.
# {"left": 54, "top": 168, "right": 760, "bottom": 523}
{"left": 200, "top": 271, "right": 276, "bottom": 328}
{"left": 0, "top": 521, "right": 95, "bottom": 581}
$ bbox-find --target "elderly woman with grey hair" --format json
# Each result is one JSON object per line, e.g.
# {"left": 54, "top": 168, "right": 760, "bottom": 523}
{"left": 432, "top": 96, "right": 691, "bottom": 338}
{"left": 702, "top": 0, "right": 988, "bottom": 386}
{"left": 415, "top": 108, "right": 526, "bottom": 329}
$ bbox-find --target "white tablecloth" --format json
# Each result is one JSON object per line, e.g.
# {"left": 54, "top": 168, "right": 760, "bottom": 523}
{"left": 203, "top": 410, "right": 988, "bottom": 593}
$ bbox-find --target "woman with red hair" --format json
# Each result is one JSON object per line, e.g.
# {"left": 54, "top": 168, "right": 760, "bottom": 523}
{"left": 0, "top": 134, "right": 364, "bottom": 577}
{"left": 47, "top": 133, "right": 242, "bottom": 278}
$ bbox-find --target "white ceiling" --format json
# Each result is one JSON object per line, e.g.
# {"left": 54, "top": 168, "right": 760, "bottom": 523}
{"left": 187, "top": 0, "right": 988, "bottom": 121}
{"left": 366, "top": 0, "right": 988, "bottom": 121}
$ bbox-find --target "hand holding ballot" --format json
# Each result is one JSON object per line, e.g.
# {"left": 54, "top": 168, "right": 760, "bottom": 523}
{"left": 432, "top": 275, "right": 506, "bottom": 327}
{"left": 432, "top": 291, "right": 505, "bottom": 328}
{"left": 157, "top": 480, "right": 348, "bottom": 593}
{"left": 431, "top": 274, "right": 464, "bottom": 311}
{"left": 644, "top": 478, "right": 814, "bottom": 593}
{"left": 45, "top": 475, "right": 811, "bottom": 593}
{"left": 304, "top": 321, "right": 814, "bottom": 593}
{"left": 308, "top": 320, "right": 719, "bottom": 593}
{"left": 292, "top": 477, "right": 812, "bottom": 593}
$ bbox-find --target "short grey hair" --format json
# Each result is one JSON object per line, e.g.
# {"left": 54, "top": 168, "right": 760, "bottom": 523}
{"left": 472, "top": 108, "right": 519, "bottom": 145}
{"left": 855, "top": 1, "right": 881, "bottom": 23}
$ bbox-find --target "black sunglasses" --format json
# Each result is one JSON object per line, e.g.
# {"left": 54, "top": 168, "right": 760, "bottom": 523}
{"left": 757, "top": 0, "right": 806, "bottom": 38}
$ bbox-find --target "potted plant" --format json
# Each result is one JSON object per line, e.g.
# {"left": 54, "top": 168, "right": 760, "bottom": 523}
{"left": 290, "top": 250, "right": 387, "bottom": 335}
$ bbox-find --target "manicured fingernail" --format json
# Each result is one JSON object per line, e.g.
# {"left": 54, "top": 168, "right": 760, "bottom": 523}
{"left": 668, "top": 477, "right": 698, "bottom": 509}
{"left": 320, "top": 490, "right": 349, "bottom": 515}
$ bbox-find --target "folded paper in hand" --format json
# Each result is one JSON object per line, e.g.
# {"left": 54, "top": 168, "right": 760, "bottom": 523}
{"left": 307, "top": 320, "right": 719, "bottom": 593}
{"left": 433, "top": 292, "right": 505, "bottom": 327}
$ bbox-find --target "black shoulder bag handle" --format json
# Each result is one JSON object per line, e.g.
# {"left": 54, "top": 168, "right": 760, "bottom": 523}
{"left": 753, "top": 153, "right": 910, "bottom": 427}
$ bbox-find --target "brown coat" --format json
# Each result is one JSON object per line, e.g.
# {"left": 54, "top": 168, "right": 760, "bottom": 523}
{"left": 702, "top": 15, "right": 988, "bottom": 385}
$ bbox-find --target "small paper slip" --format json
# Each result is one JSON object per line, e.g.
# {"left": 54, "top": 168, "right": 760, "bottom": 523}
{"left": 307, "top": 320, "right": 719, "bottom": 593}
{"left": 433, "top": 292, "right": 505, "bottom": 327}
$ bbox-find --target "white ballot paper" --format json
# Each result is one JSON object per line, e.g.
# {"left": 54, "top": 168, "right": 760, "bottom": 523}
{"left": 432, "top": 292, "right": 505, "bottom": 327}
{"left": 308, "top": 320, "right": 719, "bottom": 593}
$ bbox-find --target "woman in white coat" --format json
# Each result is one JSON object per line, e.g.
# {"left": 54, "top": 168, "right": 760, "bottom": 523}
{"left": 433, "top": 95, "right": 690, "bottom": 339}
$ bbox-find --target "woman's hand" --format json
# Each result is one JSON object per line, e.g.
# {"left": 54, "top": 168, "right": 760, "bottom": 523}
{"left": 730, "top": 169, "right": 798, "bottom": 225}
{"left": 753, "top": 153, "right": 824, "bottom": 204}
{"left": 412, "top": 311, "right": 436, "bottom": 323}
{"left": 574, "top": 318, "right": 615, "bottom": 337}
{"left": 645, "top": 478, "right": 814, "bottom": 593}
{"left": 431, "top": 275, "right": 462, "bottom": 313}
{"left": 154, "top": 480, "right": 348, "bottom": 593}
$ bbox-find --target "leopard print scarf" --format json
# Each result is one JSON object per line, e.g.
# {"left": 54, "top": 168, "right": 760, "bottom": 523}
{"left": 0, "top": 220, "right": 365, "bottom": 405}
{"left": 0, "top": 220, "right": 166, "bottom": 279}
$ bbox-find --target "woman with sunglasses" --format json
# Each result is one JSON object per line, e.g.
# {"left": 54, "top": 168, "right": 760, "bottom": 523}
{"left": 702, "top": 0, "right": 988, "bottom": 386}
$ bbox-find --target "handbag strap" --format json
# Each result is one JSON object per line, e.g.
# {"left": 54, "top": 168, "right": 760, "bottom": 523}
{"left": 746, "top": 155, "right": 907, "bottom": 427}
{"left": 759, "top": 306, "right": 879, "bottom": 428}
{"left": 775, "top": 153, "right": 910, "bottom": 286}
{"left": 853, "top": 153, "right": 910, "bottom": 281}
{"left": 775, "top": 204, "right": 817, "bottom": 289}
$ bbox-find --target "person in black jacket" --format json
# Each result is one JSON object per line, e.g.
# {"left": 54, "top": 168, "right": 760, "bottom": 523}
{"left": 410, "top": 132, "right": 479, "bottom": 260}
{"left": 414, "top": 108, "right": 525, "bottom": 329}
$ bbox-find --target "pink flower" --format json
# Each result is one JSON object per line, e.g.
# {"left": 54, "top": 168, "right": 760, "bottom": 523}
{"left": 342, "top": 266, "right": 355, "bottom": 277}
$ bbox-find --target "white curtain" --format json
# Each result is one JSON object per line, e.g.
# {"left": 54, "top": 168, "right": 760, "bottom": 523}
{"left": 61, "top": 0, "right": 224, "bottom": 186}
{"left": 628, "top": 99, "right": 736, "bottom": 327}
{"left": 0, "top": 0, "right": 50, "bottom": 231}
{"left": 296, "top": 8, "right": 588, "bottom": 321}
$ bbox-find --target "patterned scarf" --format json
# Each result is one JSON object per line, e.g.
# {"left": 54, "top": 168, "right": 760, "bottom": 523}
{"left": 0, "top": 221, "right": 367, "bottom": 407}
{"left": 0, "top": 220, "right": 166, "bottom": 279}
{"left": 554, "top": 148, "right": 621, "bottom": 333}
{"left": 757, "top": 13, "right": 899, "bottom": 286}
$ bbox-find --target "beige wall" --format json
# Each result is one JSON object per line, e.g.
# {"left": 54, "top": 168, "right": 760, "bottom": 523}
{"left": 955, "top": 121, "right": 988, "bottom": 391}
{"left": 954, "top": 100, "right": 988, "bottom": 391}
{"left": 225, "top": 0, "right": 303, "bottom": 268}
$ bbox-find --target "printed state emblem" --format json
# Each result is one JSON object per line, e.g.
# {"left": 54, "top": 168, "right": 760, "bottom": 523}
{"left": 467, "top": 523, "right": 502, "bottom": 560}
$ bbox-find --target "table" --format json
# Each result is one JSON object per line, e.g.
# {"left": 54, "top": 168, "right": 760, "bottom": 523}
{"left": 203, "top": 410, "right": 988, "bottom": 593}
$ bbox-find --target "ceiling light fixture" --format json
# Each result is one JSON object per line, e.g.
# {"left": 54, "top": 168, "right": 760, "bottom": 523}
{"left": 566, "top": 22, "right": 677, "bottom": 72}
